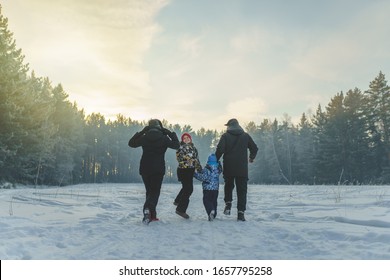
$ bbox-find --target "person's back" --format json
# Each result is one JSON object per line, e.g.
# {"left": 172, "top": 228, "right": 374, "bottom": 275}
{"left": 215, "top": 119, "right": 258, "bottom": 221}
{"left": 128, "top": 119, "right": 179, "bottom": 224}
{"left": 138, "top": 127, "right": 170, "bottom": 175}
{"left": 216, "top": 125, "right": 256, "bottom": 178}
{"left": 129, "top": 120, "right": 179, "bottom": 176}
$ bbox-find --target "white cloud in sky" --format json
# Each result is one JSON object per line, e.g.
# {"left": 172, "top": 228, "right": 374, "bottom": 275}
{"left": 3, "top": 0, "right": 168, "bottom": 116}
{"left": 178, "top": 35, "right": 203, "bottom": 59}
{"left": 226, "top": 97, "right": 267, "bottom": 124}
{"left": 2, "top": 0, "right": 390, "bottom": 131}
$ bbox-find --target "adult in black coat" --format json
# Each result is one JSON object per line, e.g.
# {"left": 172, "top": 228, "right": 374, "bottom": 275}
{"left": 216, "top": 118, "right": 258, "bottom": 221}
{"left": 128, "top": 119, "right": 180, "bottom": 224}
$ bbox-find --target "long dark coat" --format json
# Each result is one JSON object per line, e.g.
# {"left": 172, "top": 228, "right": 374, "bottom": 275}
{"left": 216, "top": 126, "right": 258, "bottom": 178}
{"left": 128, "top": 128, "right": 179, "bottom": 176}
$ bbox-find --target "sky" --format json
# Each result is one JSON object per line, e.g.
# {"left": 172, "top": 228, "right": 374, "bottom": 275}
{"left": 2, "top": 0, "right": 390, "bottom": 130}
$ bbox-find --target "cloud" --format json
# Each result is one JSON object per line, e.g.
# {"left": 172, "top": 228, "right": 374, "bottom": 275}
{"left": 3, "top": 0, "right": 390, "bottom": 131}
{"left": 292, "top": 1, "right": 390, "bottom": 86}
{"left": 3, "top": 0, "right": 169, "bottom": 114}
{"left": 178, "top": 35, "right": 203, "bottom": 58}
{"left": 226, "top": 97, "right": 267, "bottom": 125}
{"left": 230, "top": 27, "right": 284, "bottom": 55}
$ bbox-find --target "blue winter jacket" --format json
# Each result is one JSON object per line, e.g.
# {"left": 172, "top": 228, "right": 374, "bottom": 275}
{"left": 194, "top": 163, "right": 222, "bottom": 191}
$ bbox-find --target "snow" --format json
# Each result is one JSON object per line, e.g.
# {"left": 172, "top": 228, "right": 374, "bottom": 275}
{"left": 1, "top": 183, "right": 390, "bottom": 260}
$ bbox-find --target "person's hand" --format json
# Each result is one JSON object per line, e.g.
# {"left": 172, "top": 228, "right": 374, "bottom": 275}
{"left": 249, "top": 158, "right": 254, "bottom": 163}
{"left": 140, "top": 126, "right": 149, "bottom": 134}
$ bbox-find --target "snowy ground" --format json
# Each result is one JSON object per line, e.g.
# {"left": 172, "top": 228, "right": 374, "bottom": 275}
{"left": 1, "top": 183, "right": 390, "bottom": 260}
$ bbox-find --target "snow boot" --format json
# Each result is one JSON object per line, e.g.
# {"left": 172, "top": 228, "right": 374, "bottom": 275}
{"left": 142, "top": 208, "right": 151, "bottom": 224}
{"left": 223, "top": 202, "right": 232, "bottom": 215}
{"left": 237, "top": 211, "right": 246, "bottom": 221}
{"left": 208, "top": 210, "right": 215, "bottom": 221}
{"left": 150, "top": 210, "right": 159, "bottom": 222}
{"left": 175, "top": 210, "right": 190, "bottom": 219}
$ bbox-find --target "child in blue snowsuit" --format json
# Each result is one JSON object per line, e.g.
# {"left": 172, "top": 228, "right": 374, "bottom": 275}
{"left": 194, "top": 154, "right": 222, "bottom": 221}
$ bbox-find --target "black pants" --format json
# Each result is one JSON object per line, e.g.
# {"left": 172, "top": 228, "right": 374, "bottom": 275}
{"left": 224, "top": 176, "right": 248, "bottom": 212}
{"left": 203, "top": 190, "right": 219, "bottom": 217}
{"left": 175, "top": 168, "right": 195, "bottom": 213}
{"left": 142, "top": 173, "right": 164, "bottom": 218}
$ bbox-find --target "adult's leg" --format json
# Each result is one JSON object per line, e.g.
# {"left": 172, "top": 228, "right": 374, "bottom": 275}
{"left": 141, "top": 174, "right": 152, "bottom": 211}
{"left": 223, "top": 176, "right": 235, "bottom": 214}
{"left": 142, "top": 173, "right": 164, "bottom": 213}
{"left": 224, "top": 176, "right": 235, "bottom": 203}
{"left": 235, "top": 177, "right": 248, "bottom": 212}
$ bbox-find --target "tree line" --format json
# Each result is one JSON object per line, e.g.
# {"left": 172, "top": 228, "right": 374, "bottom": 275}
{"left": 1, "top": 7, "right": 390, "bottom": 186}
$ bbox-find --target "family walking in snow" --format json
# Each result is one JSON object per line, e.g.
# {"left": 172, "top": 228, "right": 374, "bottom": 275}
{"left": 128, "top": 118, "right": 258, "bottom": 224}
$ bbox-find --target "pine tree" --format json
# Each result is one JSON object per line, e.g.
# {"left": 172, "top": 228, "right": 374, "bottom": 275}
{"left": 323, "top": 92, "right": 349, "bottom": 184}
{"left": 343, "top": 88, "right": 370, "bottom": 183}
{"left": 296, "top": 113, "right": 315, "bottom": 184}
{"left": 312, "top": 104, "right": 331, "bottom": 184}
{"left": 42, "top": 84, "right": 86, "bottom": 185}
{"left": 255, "top": 119, "right": 283, "bottom": 183}
{"left": 82, "top": 113, "right": 110, "bottom": 183}
{"left": 364, "top": 72, "right": 390, "bottom": 182}
{"left": 17, "top": 74, "right": 57, "bottom": 184}
{"left": 0, "top": 7, "right": 30, "bottom": 182}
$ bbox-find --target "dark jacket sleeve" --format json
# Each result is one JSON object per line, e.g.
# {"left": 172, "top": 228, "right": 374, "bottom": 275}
{"left": 128, "top": 132, "right": 144, "bottom": 148}
{"left": 166, "top": 132, "right": 180, "bottom": 150}
{"left": 248, "top": 134, "right": 258, "bottom": 160}
{"left": 215, "top": 134, "right": 226, "bottom": 161}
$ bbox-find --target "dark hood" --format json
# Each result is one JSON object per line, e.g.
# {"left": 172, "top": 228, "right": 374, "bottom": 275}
{"left": 144, "top": 127, "right": 164, "bottom": 142}
{"left": 227, "top": 124, "right": 244, "bottom": 136}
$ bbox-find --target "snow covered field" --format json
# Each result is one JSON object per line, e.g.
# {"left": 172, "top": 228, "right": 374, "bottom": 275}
{"left": 1, "top": 183, "right": 390, "bottom": 260}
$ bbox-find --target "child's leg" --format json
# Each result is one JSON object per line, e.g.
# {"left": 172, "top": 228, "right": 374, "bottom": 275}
{"left": 213, "top": 190, "right": 219, "bottom": 218}
{"left": 203, "top": 190, "right": 213, "bottom": 216}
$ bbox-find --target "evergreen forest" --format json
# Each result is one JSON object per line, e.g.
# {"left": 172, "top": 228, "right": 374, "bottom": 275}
{"left": 1, "top": 7, "right": 390, "bottom": 187}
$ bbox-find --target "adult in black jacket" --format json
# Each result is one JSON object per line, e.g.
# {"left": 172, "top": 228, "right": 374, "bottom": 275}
{"left": 128, "top": 119, "right": 180, "bottom": 224}
{"left": 216, "top": 118, "right": 258, "bottom": 221}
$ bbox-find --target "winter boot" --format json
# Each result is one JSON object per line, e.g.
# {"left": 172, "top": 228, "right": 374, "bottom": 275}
{"left": 142, "top": 208, "right": 151, "bottom": 224}
{"left": 237, "top": 211, "right": 246, "bottom": 221}
{"left": 150, "top": 210, "right": 159, "bottom": 222}
{"left": 175, "top": 210, "right": 190, "bottom": 219}
{"left": 208, "top": 210, "right": 215, "bottom": 221}
{"left": 223, "top": 202, "right": 232, "bottom": 215}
